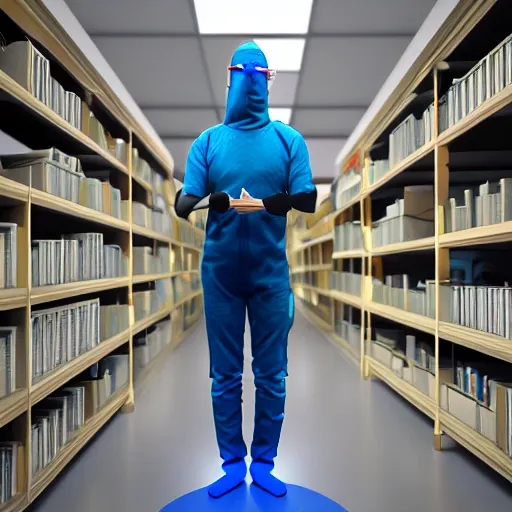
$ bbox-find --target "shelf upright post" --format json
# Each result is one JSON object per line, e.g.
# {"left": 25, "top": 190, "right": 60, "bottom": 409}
{"left": 433, "top": 66, "right": 450, "bottom": 450}
{"left": 122, "top": 131, "right": 135, "bottom": 414}
{"left": 361, "top": 154, "right": 372, "bottom": 379}
{"left": 24, "top": 182, "right": 33, "bottom": 504}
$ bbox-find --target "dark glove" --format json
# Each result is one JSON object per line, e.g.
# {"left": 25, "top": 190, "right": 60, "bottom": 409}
{"left": 210, "top": 192, "right": 231, "bottom": 213}
{"left": 263, "top": 193, "right": 292, "bottom": 216}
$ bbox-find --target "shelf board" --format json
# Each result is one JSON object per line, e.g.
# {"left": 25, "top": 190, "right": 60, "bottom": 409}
{"left": 439, "top": 322, "right": 512, "bottom": 363}
{"left": 0, "top": 289, "right": 28, "bottom": 311}
{"left": 440, "top": 409, "right": 512, "bottom": 483}
{"left": 328, "top": 290, "right": 363, "bottom": 309}
{"left": 132, "top": 174, "right": 153, "bottom": 194}
{"left": 173, "top": 290, "right": 203, "bottom": 310}
{"left": 178, "top": 241, "right": 203, "bottom": 252}
{"left": 333, "top": 195, "right": 361, "bottom": 217}
{"left": 0, "top": 389, "right": 28, "bottom": 429}
{"left": 132, "top": 306, "right": 172, "bottom": 336}
{"left": 371, "top": 236, "right": 435, "bottom": 256}
{"left": 291, "top": 264, "right": 332, "bottom": 274}
{"left": 0, "top": 493, "right": 27, "bottom": 512}
{"left": 132, "top": 224, "right": 171, "bottom": 244}
{"left": 170, "top": 270, "right": 199, "bottom": 277}
{"left": 437, "top": 84, "right": 512, "bottom": 147}
{"left": 31, "top": 277, "right": 130, "bottom": 305}
{"left": 31, "top": 189, "right": 130, "bottom": 232}
{"left": 367, "top": 301, "right": 436, "bottom": 334}
{"left": 363, "top": 140, "right": 436, "bottom": 198}
{"left": 439, "top": 221, "right": 512, "bottom": 248}
{"left": 132, "top": 272, "right": 171, "bottom": 284}
{"left": 0, "top": 70, "right": 129, "bottom": 176}
{"left": 30, "top": 387, "right": 128, "bottom": 502}
{"left": 0, "top": 176, "right": 29, "bottom": 204}
{"left": 31, "top": 329, "right": 130, "bottom": 405}
{"left": 332, "top": 249, "right": 366, "bottom": 259}
{"left": 368, "top": 357, "right": 436, "bottom": 419}
{"left": 293, "top": 233, "right": 333, "bottom": 253}
{"left": 293, "top": 283, "right": 332, "bottom": 298}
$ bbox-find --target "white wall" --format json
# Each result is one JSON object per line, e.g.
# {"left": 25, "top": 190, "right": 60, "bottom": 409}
{"left": 42, "top": 0, "right": 172, "bottom": 162}
{"left": 306, "top": 138, "right": 347, "bottom": 179}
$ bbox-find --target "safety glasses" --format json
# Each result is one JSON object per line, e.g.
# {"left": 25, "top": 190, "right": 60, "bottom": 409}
{"left": 227, "top": 64, "right": 277, "bottom": 91}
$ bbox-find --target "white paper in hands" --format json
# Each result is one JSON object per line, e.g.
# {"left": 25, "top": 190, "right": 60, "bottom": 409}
{"left": 231, "top": 188, "right": 264, "bottom": 214}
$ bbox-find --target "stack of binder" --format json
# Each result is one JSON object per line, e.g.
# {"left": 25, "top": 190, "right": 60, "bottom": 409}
{"left": 31, "top": 298, "right": 100, "bottom": 382}
{"left": 0, "top": 223, "right": 17, "bottom": 289}
{"left": 0, "top": 441, "right": 23, "bottom": 505}
{"left": 0, "top": 327, "right": 17, "bottom": 399}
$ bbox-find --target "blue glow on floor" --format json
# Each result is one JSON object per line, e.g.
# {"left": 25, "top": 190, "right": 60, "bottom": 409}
{"left": 160, "top": 483, "right": 348, "bottom": 511}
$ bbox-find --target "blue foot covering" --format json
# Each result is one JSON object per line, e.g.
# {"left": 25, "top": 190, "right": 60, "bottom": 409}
{"left": 160, "top": 483, "right": 348, "bottom": 511}
{"left": 250, "top": 461, "right": 287, "bottom": 497}
{"left": 207, "top": 459, "right": 247, "bottom": 498}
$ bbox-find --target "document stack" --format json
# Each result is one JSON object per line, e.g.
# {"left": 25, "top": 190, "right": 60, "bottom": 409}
{"left": 100, "top": 304, "right": 130, "bottom": 341}
{"left": 133, "top": 245, "right": 170, "bottom": 275}
{"left": 133, "top": 319, "right": 172, "bottom": 378}
{"left": 0, "top": 441, "right": 23, "bottom": 505}
{"left": 333, "top": 303, "right": 361, "bottom": 353}
{"left": 439, "top": 34, "right": 512, "bottom": 133}
{"left": 132, "top": 149, "right": 153, "bottom": 186}
{"left": 372, "top": 186, "right": 434, "bottom": 248}
{"left": 31, "top": 386, "right": 85, "bottom": 477}
{"left": 133, "top": 279, "right": 171, "bottom": 322}
{"left": 440, "top": 283, "right": 512, "bottom": 338}
{"left": 132, "top": 201, "right": 170, "bottom": 235}
{"left": 83, "top": 354, "right": 129, "bottom": 418}
{"left": 388, "top": 104, "right": 434, "bottom": 168}
{"left": 331, "top": 170, "right": 361, "bottom": 210}
{"left": 334, "top": 221, "right": 363, "bottom": 252}
{"left": 178, "top": 222, "right": 202, "bottom": 248}
{"left": 1, "top": 148, "right": 84, "bottom": 204}
{"left": 78, "top": 176, "right": 123, "bottom": 219}
{"left": 31, "top": 298, "right": 100, "bottom": 383}
{"left": 330, "top": 271, "right": 361, "bottom": 297}
{"left": 31, "top": 233, "right": 126, "bottom": 286}
{"left": 373, "top": 275, "right": 435, "bottom": 318}
{"left": 0, "top": 223, "right": 17, "bottom": 289}
{"left": 444, "top": 179, "right": 512, "bottom": 233}
{"left": 0, "top": 41, "right": 83, "bottom": 129}
{"left": 0, "top": 327, "right": 17, "bottom": 399}
{"left": 368, "top": 159, "right": 390, "bottom": 186}
{"left": 441, "top": 363, "right": 512, "bottom": 456}
{"left": 172, "top": 274, "right": 200, "bottom": 304}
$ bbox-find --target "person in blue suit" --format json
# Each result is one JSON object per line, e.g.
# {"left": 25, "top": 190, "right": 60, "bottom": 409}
{"left": 175, "top": 41, "right": 317, "bottom": 499}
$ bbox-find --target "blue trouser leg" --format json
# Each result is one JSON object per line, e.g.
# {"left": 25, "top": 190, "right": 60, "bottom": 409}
{"left": 204, "top": 286, "right": 248, "bottom": 464}
{"left": 248, "top": 286, "right": 294, "bottom": 463}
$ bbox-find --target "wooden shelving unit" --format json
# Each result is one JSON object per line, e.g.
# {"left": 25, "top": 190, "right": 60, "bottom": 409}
{"left": 0, "top": 2, "right": 206, "bottom": 510}
{"left": 288, "top": 0, "right": 512, "bottom": 484}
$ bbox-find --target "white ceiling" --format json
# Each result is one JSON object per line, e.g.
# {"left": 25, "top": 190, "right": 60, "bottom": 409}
{"left": 65, "top": 0, "right": 436, "bottom": 179}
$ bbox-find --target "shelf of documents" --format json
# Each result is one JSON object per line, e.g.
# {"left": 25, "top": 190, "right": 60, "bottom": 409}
{"left": 287, "top": 1, "right": 512, "bottom": 484}
{"left": 0, "top": 3, "right": 206, "bottom": 509}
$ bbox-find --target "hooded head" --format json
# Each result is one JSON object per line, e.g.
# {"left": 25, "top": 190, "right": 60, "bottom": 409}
{"left": 224, "top": 41, "right": 271, "bottom": 130}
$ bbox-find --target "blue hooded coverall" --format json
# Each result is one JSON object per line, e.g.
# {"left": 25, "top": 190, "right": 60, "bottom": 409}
{"left": 181, "top": 42, "right": 315, "bottom": 490}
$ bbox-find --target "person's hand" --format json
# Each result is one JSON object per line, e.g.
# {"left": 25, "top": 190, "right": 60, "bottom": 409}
{"left": 230, "top": 188, "right": 265, "bottom": 214}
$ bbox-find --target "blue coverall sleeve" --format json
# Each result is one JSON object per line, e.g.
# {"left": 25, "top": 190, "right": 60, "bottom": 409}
{"left": 182, "top": 135, "right": 208, "bottom": 197}
{"left": 287, "top": 134, "right": 315, "bottom": 195}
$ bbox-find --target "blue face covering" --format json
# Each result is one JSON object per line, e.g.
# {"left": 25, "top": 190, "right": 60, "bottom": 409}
{"left": 224, "top": 42, "right": 271, "bottom": 130}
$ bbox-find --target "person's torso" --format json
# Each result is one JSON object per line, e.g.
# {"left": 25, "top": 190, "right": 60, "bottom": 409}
{"left": 201, "top": 122, "right": 293, "bottom": 284}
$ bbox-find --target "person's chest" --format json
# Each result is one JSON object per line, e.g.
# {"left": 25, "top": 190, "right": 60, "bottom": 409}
{"left": 206, "top": 128, "right": 289, "bottom": 198}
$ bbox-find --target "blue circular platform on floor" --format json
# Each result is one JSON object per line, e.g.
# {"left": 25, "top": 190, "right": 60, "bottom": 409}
{"left": 160, "top": 484, "right": 347, "bottom": 511}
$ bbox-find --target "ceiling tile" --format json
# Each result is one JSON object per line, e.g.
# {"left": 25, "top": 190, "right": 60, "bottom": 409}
{"left": 296, "top": 36, "right": 411, "bottom": 106}
{"left": 269, "top": 73, "right": 300, "bottom": 106}
{"left": 66, "top": 0, "right": 196, "bottom": 34}
{"left": 311, "top": 0, "right": 437, "bottom": 34}
{"left": 143, "top": 108, "right": 218, "bottom": 136}
{"left": 92, "top": 36, "right": 212, "bottom": 106}
{"left": 293, "top": 108, "right": 366, "bottom": 137}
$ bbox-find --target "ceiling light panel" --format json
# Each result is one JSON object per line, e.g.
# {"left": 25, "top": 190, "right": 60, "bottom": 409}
{"left": 253, "top": 39, "right": 305, "bottom": 71}
{"left": 194, "top": 0, "right": 313, "bottom": 34}
{"left": 269, "top": 108, "right": 292, "bottom": 124}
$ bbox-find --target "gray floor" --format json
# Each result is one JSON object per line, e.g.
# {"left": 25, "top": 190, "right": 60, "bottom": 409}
{"left": 32, "top": 312, "right": 512, "bottom": 512}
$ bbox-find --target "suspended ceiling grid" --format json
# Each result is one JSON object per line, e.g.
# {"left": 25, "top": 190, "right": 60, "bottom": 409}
{"left": 65, "top": 0, "right": 436, "bottom": 180}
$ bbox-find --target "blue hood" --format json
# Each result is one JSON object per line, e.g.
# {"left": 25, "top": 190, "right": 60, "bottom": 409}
{"left": 224, "top": 42, "right": 270, "bottom": 130}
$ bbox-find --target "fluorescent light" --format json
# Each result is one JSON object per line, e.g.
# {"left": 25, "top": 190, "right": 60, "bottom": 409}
{"left": 194, "top": 0, "right": 313, "bottom": 34}
{"left": 253, "top": 39, "right": 305, "bottom": 71}
{"left": 269, "top": 108, "right": 292, "bottom": 124}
